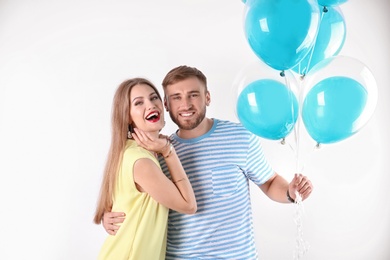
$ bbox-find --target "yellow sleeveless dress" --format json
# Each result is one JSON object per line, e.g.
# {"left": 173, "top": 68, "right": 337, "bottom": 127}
{"left": 98, "top": 140, "right": 168, "bottom": 260}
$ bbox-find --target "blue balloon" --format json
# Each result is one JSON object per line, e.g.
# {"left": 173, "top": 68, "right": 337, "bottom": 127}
{"left": 244, "top": 0, "right": 320, "bottom": 70}
{"left": 317, "top": 0, "right": 348, "bottom": 7}
{"left": 302, "top": 76, "right": 368, "bottom": 144}
{"left": 236, "top": 79, "right": 298, "bottom": 140}
{"left": 293, "top": 6, "right": 346, "bottom": 75}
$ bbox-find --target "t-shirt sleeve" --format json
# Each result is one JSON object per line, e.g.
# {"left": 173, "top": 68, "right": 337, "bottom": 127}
{"left": 245, "top": 134, "right": 274, "bottom": 185}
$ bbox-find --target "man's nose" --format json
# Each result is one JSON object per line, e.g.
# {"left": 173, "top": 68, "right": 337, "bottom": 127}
{"left": 180, "top": 97, "right": 192, "bottom": 109}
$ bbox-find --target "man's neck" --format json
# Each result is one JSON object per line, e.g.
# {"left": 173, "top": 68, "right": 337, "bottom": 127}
{"left": 177, "top": 118, "right": 214, "bottom": 139}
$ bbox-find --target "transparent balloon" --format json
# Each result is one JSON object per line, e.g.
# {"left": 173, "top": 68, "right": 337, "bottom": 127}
{"left": 243, "top": 0, "right": 320, "bottom": 70}
{"left": 293, "top": 6, "right": 346, "bottom": 76}
{"left": 301, "top": 56, "right": 378, "bottom": 144}
{"left": 232, "top": 60, "right": 300, "bottom": 140}
{"left": 317, "top": 0, "right": 348, "bottom": 7}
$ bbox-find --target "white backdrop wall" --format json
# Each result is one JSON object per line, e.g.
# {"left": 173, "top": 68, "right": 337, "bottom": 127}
{"left": 0, "top": 0, "right": 389, "bottom": 259}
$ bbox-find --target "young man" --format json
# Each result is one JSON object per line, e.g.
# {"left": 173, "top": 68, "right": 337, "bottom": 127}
{"left": 103, "top": 65, "right": 313, "bottom": 259}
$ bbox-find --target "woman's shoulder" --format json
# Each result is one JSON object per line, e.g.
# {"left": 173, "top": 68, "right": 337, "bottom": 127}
{"left": 123, "top": 140, "right": 153, "bottom": 160}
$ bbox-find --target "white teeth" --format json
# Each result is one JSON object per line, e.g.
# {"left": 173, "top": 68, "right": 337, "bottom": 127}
{"left": 146, "top": 112, "right": 158, "bottom": 119}
{"left": 181, "top": 113, "right": 192, "bottom": 117}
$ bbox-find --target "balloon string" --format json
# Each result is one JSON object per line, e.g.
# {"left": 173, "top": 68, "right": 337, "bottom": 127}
{"left": 301, "top": 7, "right": 327, "bottom": 77}
{"left": 288, "top": 7, "right": 328, "bottom": 170}
{"left": 294, "top": 77, "right": 305, "bottom": 173}
{"left": 293, "top": 192, "right": 310, "bottom": 260}
{"left": 283, "top": 71, "right": 303, "bottom": 172}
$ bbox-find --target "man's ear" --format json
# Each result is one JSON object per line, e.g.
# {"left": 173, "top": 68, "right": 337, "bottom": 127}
{"left": 205, "top": 91, "right": 211, "bottom": 106}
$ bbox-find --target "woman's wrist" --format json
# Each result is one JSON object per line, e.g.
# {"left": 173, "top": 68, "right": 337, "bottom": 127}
{"left": 162, "top": 142, "right": 173, "bottom": 158}
{"left": 159, "top": 138, "right": 169, "bottom": 152}
{"left": 159, "top": 138, "right": 173, "bottom": 158}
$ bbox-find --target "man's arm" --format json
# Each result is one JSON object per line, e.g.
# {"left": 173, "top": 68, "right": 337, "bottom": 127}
{"left": 102, "top": 211, "right": 126, "bottom": 235}
{"left": 259, "top": 173, "right": 313, "bottom": 203}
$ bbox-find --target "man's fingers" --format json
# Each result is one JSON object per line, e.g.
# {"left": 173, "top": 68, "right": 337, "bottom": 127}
{"left": 104, "top": 212, "right": 125, "bottom": 220}
{"left": 107, "top": 229, "right": 118, "bottom": 236}
{"left": 109, "top": 223, "right": 120, "bottom": 230}
{"left": 295, "top": 174, "right": 308, "bottom": 188}
{"left": 105, "top": 216, "right": 125, "bottom": 226}
{"left": 300, "top": 187, "right": 312, "bottom": 200}
{"left": 112, "top": 217, "right": 125, "bottom": 224}
{"left": 296, "top": 178, "right": 313, "bottom": 201}
{"left": 298, "top": 183, "right": 310, "bottom": 195}
{"left": 104, "top": 220, "right": 122, "bottom": 236}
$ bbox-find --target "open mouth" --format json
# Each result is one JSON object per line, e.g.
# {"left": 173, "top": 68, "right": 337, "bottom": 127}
{"left": 146, "top": 111, "right": 160, "bottom": 123}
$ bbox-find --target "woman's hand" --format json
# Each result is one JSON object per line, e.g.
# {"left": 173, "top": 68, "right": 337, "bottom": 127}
{"left": 132, "top": 128, "right": 169, "bottom": 154}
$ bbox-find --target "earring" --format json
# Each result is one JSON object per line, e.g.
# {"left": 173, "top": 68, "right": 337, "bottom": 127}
{"left": 128, "top": 124, "right": 134, "bottom": 139}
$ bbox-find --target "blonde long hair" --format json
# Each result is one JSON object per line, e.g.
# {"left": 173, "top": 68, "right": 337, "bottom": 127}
{"left": 93, "top": 78, "right": 162, "bottom": 224}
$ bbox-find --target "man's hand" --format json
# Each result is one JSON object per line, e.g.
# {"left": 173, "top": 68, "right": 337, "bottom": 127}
{"left": 103, "top": 211, "right": 126, "bottom": 235}
{"left": 288, "top": 173, "right": 313, "bottom": 202}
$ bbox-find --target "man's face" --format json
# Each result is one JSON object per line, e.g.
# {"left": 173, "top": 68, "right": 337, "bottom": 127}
{"left": 164, "top": 77, "right": 210, "bottom": 131}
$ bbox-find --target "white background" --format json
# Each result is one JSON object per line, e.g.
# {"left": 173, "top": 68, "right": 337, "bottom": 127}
{"left": 0, "top": 0, "right": 389, "bottom": 259}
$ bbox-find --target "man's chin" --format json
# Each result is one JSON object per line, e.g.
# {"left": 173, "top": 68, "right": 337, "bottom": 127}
{"left": 175, "top": 120, "right": 197, "bottom": 130}
{"left": 177, "top": 123, "right": 195, "bottom": 131}
{"left": 171, "top": 113, "right": 204, "bottom": 131}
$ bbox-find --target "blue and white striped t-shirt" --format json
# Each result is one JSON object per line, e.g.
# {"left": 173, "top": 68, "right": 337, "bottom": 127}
{"left": 159, "top": 119, "right": 274, "bottom": 259}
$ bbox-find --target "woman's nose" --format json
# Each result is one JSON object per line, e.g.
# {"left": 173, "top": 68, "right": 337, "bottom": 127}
{"left": 146, "top": 100, "right": 156, "bottom": 110}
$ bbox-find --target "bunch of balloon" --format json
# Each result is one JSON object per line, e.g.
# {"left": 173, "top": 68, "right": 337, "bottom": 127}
{"left": 237, "top": 2, "right": 378, "bottom": 257}
{"left": 236, "top": 0, "right": 377, "bottom": 172}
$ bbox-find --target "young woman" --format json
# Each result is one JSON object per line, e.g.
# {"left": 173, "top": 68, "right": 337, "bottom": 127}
{"left": 94, "top": 78, "right": 197, "bottom": 260}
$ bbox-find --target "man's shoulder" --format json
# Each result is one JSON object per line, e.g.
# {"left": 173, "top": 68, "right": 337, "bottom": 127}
{"left": 214, "top": 118, "right": 247, "bottom": 130}
{"left": 212, "top": 118, "right": 256, "bottom": 141}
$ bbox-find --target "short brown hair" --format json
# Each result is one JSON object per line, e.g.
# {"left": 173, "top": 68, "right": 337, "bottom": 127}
{"left": 162, "top": 65, "right": 207, "bottom": 91}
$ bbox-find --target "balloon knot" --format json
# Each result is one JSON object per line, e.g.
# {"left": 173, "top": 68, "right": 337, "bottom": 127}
{"left": 323, "top": 6, "right": 328, "bottom": 13}
{"left": 280, "top": 71, "right": 285, "bottom": 77}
